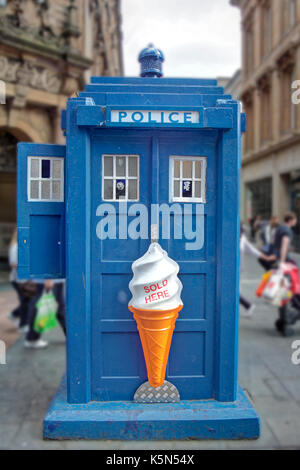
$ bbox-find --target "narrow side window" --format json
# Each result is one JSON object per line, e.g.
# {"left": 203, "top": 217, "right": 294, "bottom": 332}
{"left": 28, "top": 157, "right": 64, "bottom": 202}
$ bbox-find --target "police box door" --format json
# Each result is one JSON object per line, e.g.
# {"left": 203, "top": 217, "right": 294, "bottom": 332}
{"left": 91, "top": 132, "right": 151, "bottom": 401}
{"left": 90, "top": 130, "right": 217, "bottom": 401}
{"left": 158, "top": 130, "right": 217, "bottom": 400}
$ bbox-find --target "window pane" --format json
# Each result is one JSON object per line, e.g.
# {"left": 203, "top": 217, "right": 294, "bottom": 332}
{"left": 52, "top": 160, "right": 62, "bottom": 179}
{"left": 30, "top": 180, "right": 39, "bottom": 199}
{"left": 174, "top": 160, "right": 180, "bottom": 178}
{"left": 128, "top": 157, "right": 138, "bottom": 177}
{"left": 116, "top": 156, "right": 126, "bottom": 176}
{"left": 182, "top": 180, "right": 192, "bottom": 198}
{"left": 174, "top": 180, "right": 180, "bottom": 198}
{"left": 104, "top": 179, "right": 113, "bottom": 199}
{"left": 195, "top": 181, "right": 201, "bottom": 198}
{"left": 31, "top": 159, "right": 39, "bottom": 178}
{"left": 103, "top": 156, "right": 113, "bottom": 177}
{"left": 182, "top": 161, "right": 192, "bottom": 178}
{"left": 52, "top": 181, "right": 61, "bottom": 200}
{"left": 128, "top": 180, "right": 138, "bottom": 200}
{"left": 116, "top": 179, "right": 126, "bottom": 199}
{"left": 195, "top": 161, "right": 202, "bottom": 178}
{"left": 42, "top": 159, "right": 51, "bottom": 179}
{"left": 41, "top": 180, "right": 50, "bottom": 199}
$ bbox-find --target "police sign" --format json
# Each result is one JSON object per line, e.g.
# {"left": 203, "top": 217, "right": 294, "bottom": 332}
{"left": 108, "top": 108, "right": 201, "bottom": 127}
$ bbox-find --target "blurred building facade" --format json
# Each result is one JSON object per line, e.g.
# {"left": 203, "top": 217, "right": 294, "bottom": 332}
{"left": 0, "top": 0, "right": 123, "bottom": 257}
{"left": 224, "top": 69, "right": 242, "bottom": 100}
{"left": 232, "top": 0, "right": 300, "bottom": 251}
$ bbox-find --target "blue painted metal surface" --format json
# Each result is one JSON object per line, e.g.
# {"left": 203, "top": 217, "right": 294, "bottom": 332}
{"left": 17, "top": 47, "right": 260, "bottom": 440}
{"left": 44, "top": 377, "right": 260, "bottom": 440}
{"left": 17, "top": 143, "right": 65, "bottom": 279}
{"left": 138, "top": 44, "right": 164, "bottom": 78}
{"left": 90, "top": 76, "right": 218, "bottom": 85}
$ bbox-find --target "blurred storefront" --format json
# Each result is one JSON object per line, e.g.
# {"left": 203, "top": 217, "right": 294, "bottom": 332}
{"left": 0, "top": 0, "right": 123, "bottom": 261}
{"left": 231, "top": 0, "right": 300, "bottom": 252}
{"left": 245, "top": 177, "right": 272, "bottom": 221}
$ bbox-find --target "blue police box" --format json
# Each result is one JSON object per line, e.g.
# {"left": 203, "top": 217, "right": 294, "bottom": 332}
{"left": 17, "top": 46, "right": 260, "bottom": 440}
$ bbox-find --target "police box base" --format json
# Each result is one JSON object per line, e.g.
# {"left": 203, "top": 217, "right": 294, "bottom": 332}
{"left": 43, "top": 377, "right": 260, "bottom": 440}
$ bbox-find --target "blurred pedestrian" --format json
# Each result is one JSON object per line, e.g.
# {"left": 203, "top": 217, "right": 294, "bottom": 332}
{"left": 273, "top": 212, "right": 298, "bottom": 265}
{"left": 253, "top": 215, "right": 263, "bottom": 245}
{"left": 240, "top": 224, "right": 276, "bottom": 317}
{"left": 25, "top": 279, "right": 66, "bottom": 349}
{"left": 261, "top": 216, "right": 279, "bottom": 249}
{"left": 7, "top": 229, "right": 29, "bottom": 333}
{"left": 272, "top": 212, "right": 300, "bottom": 332}
{"left": 249, "top": 215, "right": 257, "bottom": 240}
{"left": 258, "top": 216, "right": 280, "bottom": 270}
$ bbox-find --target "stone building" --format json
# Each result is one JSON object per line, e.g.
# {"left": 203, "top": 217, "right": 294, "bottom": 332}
{"left": 231, "top": 0, "right": 300, "bottom": 251}
{"left": 224, "top": 69, "right": 242, "bottom": 100}
{"left": 0, "top": 0, "right": 123, "bottom": 257}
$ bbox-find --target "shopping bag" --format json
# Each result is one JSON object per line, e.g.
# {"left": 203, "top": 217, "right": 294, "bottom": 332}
{"left": 257, "top": 269, "right": 292, "bottom": 306}
{"left": 34, "top": 290, "right": 58, "bottom": 334}
{"left": 281, "top": 263, "right": 300, "bottom": 295}
{"left": 271, "top": 275, "right": 292, "bottom": 307}
{"left": 262, "top": 270, "right": 284, "bottom": 302}
{"left": 256, "top": 271, "right": 272, "bottom": 297}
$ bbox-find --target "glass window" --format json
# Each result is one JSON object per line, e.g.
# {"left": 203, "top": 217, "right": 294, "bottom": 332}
{"left": 170, "top": 156, "right": 206, "bottom": 203}
{"left": 28, "top": 157, "right": 64, "bottom": 202}
{"left": 102, "top": 155, "right": 139, "bottom": 201}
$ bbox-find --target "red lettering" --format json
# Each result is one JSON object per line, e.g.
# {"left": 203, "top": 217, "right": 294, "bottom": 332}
{"left": 144, "top": 283, "right": 169, "bottom": 303}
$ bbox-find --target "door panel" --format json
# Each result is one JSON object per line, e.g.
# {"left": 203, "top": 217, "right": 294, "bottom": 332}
{"left": 91, "top": 130, "right": 217, "bottom": 401}
{"left": 158, "top": 132, "right": 217, "bottom": 399}
{"left": 91, "top": 133, "right": 150, "bottom": 400}
{"left": 30, "top": 215, "right": 62, "bottom": 275}
{"left": 17, "top": 143, "right": 65, "bottom": 279}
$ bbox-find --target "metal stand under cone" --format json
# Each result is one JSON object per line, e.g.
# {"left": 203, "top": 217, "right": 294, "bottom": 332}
{"left": 134, "top": 381, "right": 180, "bottom": 403}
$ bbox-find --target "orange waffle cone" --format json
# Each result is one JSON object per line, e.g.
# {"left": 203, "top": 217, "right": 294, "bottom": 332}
{"left": 129, "top": 305, "right": 183, "bottom": 388}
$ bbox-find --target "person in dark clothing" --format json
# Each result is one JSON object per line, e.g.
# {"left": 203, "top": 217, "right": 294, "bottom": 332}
{"left": 240, "top": 295, "right": 252, "bottom": 311}
{"left": 10, "top": 282, "right": 30, "bottom": 330}
{"left": 273, "top": 212, "right": 300, "bottom": 336}
{"left": 25, "top": 280, "right": 66, "bottom": 349}
{"left": 273, "top": 212, "right": 297, "bottom": 264}
{"left": 258, "top": 216, "right": 280, "bottom": 271}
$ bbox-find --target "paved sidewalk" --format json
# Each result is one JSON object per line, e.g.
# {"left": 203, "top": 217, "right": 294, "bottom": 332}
{"left": 0, "top": 254, "right": 300, "bottom": 449}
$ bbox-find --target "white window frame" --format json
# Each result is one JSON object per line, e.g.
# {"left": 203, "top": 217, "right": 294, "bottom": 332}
{"left": 27, "top": 156, "right": 64, "bottom": 202}
{"left": 102, "top": 154, "right": 140, "bottom": 202}
{"left": 169, "top": 156, "right": 207, "bottom": 203}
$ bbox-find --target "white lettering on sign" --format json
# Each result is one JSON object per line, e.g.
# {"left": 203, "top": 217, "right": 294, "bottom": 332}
{"left": 111, "top": 110, "right": 199, "bottom": 125}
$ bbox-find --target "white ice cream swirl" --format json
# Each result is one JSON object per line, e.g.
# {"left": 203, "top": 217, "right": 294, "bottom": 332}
{"left": 129, "top": 243, "right": 183, "bottom": 311}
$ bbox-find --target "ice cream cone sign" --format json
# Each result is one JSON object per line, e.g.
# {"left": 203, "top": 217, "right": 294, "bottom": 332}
{"left": 129, "top": 243, "right": 183, "bottom": 388}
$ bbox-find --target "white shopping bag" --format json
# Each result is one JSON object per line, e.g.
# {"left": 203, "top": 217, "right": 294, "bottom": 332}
{"left": 263, "top": 270, "right": 284, "bottom": 302}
